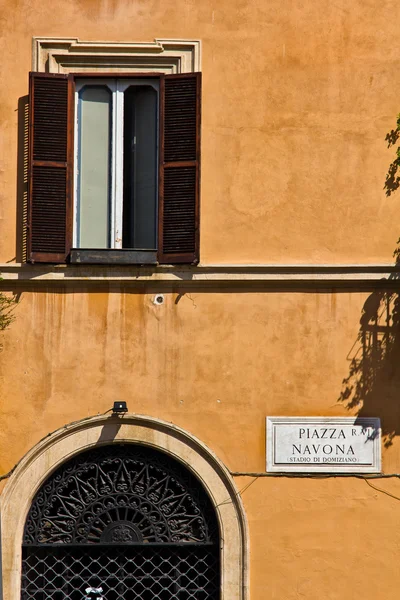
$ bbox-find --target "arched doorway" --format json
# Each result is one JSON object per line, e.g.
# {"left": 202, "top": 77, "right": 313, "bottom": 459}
{"left": 21, "top": 444, "right": 220, "bottom": 600}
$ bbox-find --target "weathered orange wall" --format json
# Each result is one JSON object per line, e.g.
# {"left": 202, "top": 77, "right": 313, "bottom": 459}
{"left": 2, "top": 1, "right": 400, "bottom": 599}
{"left": 246, "top": 475, "right": 400, "bottom": 599}
{"left": 1, "top": 288, "right": 400, "bottom": 598}
{"left": 3, "top": 286, "right": 400, "bottom": 466}
{"left": 1, "top": 0, "right": 400, "bottom": 263}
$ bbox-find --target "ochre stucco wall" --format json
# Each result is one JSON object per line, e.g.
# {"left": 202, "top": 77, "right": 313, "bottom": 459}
{"left": 1, "top": 287, "right": 400, "bottom": 599}
{"left": 246, "top": 476, "right": 400, "bottom": 600}
{"left": 2, "top": 286, "right": 400, "bottom": 471}
{"left": 0, "top": 288, "right": 380, "bottom": 471}
{"left": 1, "top": 0, "right": 400, "bottom": 263}
{"left": 2, "top": 1, "right": 400, "bottom": 599}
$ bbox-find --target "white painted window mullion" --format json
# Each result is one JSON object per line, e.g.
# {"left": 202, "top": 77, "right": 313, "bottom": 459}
{"left": 112, "top": 81, "right": 124, "bottom": 249}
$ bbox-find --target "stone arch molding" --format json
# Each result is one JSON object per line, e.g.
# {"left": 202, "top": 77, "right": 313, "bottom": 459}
{"left": 1, "top": 414, "right": 248, "bottom": 600}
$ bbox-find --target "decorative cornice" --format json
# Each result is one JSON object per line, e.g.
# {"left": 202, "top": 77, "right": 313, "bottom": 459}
{"left": 32, "top": 37, "right": 201, "bottom": 74}
{"left": 1, "top": 264, "right": 400, "bottom": 287}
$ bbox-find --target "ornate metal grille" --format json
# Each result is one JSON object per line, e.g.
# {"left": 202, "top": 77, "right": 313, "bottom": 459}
{"left": 22, "top": 445, "right": 220, "bottom": 600}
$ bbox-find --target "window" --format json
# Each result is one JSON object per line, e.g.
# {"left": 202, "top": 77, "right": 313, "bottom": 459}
{"left": 28, "top": 71, "right": 201, "bottom": 265}
{"left": 75, "top": 78, "right": 159, "bottom": 253}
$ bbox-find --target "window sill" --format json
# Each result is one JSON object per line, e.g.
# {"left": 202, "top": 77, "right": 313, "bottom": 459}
{"left": 70, "top": 249, "right": 157, "bottom": 265}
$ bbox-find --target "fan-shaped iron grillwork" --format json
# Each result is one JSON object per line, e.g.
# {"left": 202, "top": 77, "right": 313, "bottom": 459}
{"left": 22, "top": 445, "right": 220, "bottom": 599}
{"left": 23, "top": 445, "right": 218, "bottom": 545}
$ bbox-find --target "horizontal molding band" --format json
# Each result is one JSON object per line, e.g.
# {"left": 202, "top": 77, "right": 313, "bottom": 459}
{"left": 1, "top": 264, "right": 400, "bottom": 287}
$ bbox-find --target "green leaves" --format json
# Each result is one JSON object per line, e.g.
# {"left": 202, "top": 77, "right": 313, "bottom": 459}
{"left": 0, "top": 286, "right": 17, "bottom": 333}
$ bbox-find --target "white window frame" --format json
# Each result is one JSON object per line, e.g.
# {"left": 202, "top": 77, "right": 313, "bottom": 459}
{"left": 74, "top": 78, "right": 159, "bottom": 249}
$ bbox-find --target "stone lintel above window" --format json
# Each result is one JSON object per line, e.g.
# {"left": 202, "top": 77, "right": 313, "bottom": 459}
{"left": 32, "top": 37, "right": 201, "bottom": 75}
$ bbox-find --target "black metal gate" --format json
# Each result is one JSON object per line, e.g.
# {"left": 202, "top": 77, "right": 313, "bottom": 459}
{"left": 21, "top": 445, "right": 220, "bottom": 600}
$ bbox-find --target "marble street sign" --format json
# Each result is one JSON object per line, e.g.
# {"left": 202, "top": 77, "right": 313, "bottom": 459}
{"left": 266, "top": 417, "right": 381, "bottom": 473}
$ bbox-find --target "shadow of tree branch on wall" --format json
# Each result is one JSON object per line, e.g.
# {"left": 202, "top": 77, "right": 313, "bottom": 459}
{"left": 339, "top": 121, "right": 400, "bottom": 446}
{"left": 338, "top": 276, "right": 400, "bottom": 447}
{"left": 338, "top": 114, "right": 400, "bottom": 448}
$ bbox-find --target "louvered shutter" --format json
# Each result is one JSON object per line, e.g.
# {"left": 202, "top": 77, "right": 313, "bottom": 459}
{"left": 158, "top": 73, "right": 201, "bottom": 264}
{"left": 28, "top": 73, "right": 74, "bottom": 263}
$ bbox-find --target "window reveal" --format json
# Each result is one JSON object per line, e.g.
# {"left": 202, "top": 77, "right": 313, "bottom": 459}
{"left": 28, "top": 72, "right": 201, "bottom": 265}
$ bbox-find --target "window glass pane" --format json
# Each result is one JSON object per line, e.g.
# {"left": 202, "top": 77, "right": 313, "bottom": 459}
{"left": 123, "top": 86, "right": 158, "bottom": 249}
{"left": 78, "top": 86, "right": 111, "bottom": 248}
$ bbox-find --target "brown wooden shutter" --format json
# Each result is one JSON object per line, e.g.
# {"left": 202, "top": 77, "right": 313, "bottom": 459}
{"left": 28, "top": 73, "right": 74, "bottom": 263}
{"left": 158, "top": 72, "right": 201, "bottom": 264}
